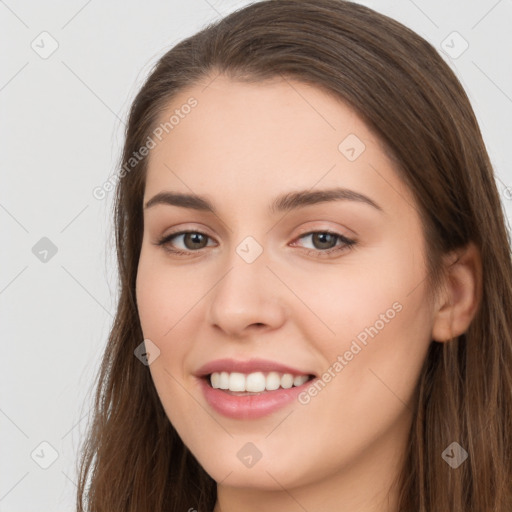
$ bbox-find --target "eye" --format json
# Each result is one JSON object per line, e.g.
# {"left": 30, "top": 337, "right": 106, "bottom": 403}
{"left": 292, "top": 230, "right": 356, "bottom": 257}
{"left": 155, "top": 229, "right": 357, "bottom": 258}
{"left": 155, "top": 230, "right": 215, "bottom": 255}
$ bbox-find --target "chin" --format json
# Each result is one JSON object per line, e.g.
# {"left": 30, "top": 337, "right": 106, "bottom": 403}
{"left": 192, "top": 440, "right": 315, "bottom": 491}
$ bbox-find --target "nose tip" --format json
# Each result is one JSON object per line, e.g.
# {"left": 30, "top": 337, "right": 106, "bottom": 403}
{"left": 207, "top": 261, "right": 286, "bottom": 337}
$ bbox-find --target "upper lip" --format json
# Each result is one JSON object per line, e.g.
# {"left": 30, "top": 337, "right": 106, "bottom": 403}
{"left": 195, "top": 358, "right": 316, "bottom": 378}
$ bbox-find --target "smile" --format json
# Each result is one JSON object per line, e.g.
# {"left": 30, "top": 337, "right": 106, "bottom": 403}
{"left": 198, "top": 372, "right": 317, "bottom": 420}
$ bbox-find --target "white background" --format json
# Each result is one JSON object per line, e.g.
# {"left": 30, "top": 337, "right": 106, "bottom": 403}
{"left": 1, "top": 0, "right": 511, "bottom": 510}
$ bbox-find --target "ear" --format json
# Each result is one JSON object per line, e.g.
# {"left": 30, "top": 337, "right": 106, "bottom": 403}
{"left": 431, "top": 242, "right": 482, "bottom": 343}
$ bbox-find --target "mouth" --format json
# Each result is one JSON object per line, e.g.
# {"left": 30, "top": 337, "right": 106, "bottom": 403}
{"left": 201, "top": 371, "right": 316, "bottom": 396}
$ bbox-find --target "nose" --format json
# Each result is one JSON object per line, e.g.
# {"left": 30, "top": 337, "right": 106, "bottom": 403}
{"left": 206, "top": 249, "right": 287, "bottom": 338}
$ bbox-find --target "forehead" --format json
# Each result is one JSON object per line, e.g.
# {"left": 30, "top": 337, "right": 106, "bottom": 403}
{"left": 143, "top": 75, "right": 415, "bottom": 218}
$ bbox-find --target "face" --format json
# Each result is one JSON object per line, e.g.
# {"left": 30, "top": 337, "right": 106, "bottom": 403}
{"left": 136, "top": 75, "right": 436, "bottom": 501}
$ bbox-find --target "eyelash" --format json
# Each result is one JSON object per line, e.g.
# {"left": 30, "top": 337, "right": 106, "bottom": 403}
{"left": 155, "top": 229, "right": 357, "bottom": 258}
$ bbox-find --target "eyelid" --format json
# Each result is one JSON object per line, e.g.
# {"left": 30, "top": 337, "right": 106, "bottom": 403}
{"left": 161, "top": 221, "right": 354, "bottom": 240}
{"left": 293, "top": 222, "right": 356, "bottom": 238}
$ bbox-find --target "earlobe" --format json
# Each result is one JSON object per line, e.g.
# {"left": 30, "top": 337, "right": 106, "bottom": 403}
{"left": 431, "top": 242, "right": 482, "bottom": 343}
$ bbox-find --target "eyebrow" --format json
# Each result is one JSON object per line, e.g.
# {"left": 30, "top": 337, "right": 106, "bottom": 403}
{"left": 144, "top": 187, "right": 383, "bottom": 214}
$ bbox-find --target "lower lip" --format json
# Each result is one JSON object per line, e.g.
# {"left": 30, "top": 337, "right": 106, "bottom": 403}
{"left": 198, "top": 376, "right": 315, "bottom": 420}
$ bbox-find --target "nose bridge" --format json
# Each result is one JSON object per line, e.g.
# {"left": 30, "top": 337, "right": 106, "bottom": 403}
{"left": 207, "top": 232, "right": 286, "bottom": 334}
{"left": 217, "top": 234, "right": 270, "bottom": 304}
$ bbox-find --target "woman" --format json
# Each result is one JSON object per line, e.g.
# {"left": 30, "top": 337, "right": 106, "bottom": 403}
{"left": 77, "top": 1, "right": 512, "bottom": 510}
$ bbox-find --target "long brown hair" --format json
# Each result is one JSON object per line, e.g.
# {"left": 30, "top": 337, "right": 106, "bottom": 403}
{"left": 76, "top": 1, "right": 512, "bottom": 510}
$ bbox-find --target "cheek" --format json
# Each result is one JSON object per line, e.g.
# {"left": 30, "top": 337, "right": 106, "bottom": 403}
{"left": 285, "top": 243, "right": 419, "bottom": 347}
{"left": 136, "top": 253, "right": 198, "bottom": 339}
{"left": 295, "top": 241, "right": 432, "bottom": 406}
{"left": 136, "top": 254, "right": 206, "bottom": 409}
{"left": 136, "top": 257, "right": 204, "bottom": 439}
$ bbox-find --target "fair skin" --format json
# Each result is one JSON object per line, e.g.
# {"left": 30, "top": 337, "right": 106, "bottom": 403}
{"left": 135, "top": 74, "right": 480, "bottom": 511}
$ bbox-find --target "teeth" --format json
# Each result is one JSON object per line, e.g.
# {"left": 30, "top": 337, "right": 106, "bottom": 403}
{"left": 219, "top": 371, "right": 229, "bottom": 390}
{"left": 209, "top": 371, "right": 311, "bottom": 392}
{"left": 293, "top": 375, "right": 309, "bottom": 386}
{"left": 266, "top": 371, "right": 281, "bottom": 391}
{"left": 229, "top": 372, "right": 246, "bottom": 392}
{"left": 246, "top": 372, "right": 266, "bottom": 392}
